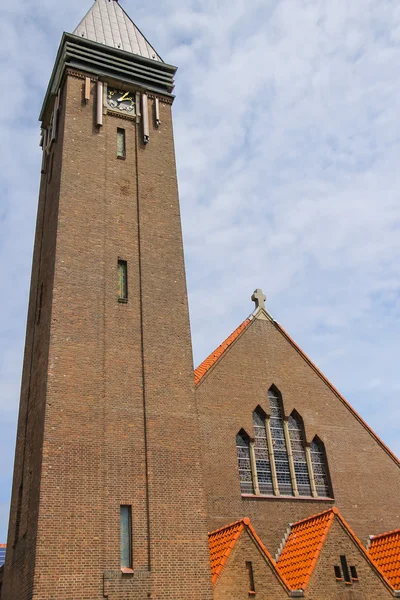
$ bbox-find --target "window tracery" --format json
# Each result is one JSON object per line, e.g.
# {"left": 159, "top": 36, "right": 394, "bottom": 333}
{"left": 310, "top": 437, "right": 332, "bottom": 498}
{"left": 236, "top": 387, "right": 333, "bottom": 500}
{"left": 288, "top": 412, "right": 312, "bottom": 497}
{"left": 236, "top": 431, "right": 253, "bottom": 495}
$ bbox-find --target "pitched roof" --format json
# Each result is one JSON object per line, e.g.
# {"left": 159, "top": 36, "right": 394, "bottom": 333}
{"left": 73, "top": 0, "right": 163, "bottom": 62}
{"left": 208, "top": 518, "right": 290, "bottom": 590}
{"left": 194, "top": 307, "right": 400, "bottom": 468}
{"left": 209, "top": 519, "right": 246, "bottom": 584}
{"left": 369, "top": 529, "right": 400, "bottom": 590}
{"left": 277, "top": 509, "right": 335, "bottom": 590}
{"left": 194, "top": 318, "right": 251, "bottom": 384}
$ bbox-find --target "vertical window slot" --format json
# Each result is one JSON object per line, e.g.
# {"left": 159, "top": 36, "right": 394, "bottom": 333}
{"left": 120, "top": 505, "right": 132, "bottom": 570}
{"left": 118, "top": 260, "right": 128, "bottom": 302}
{"left": 117, "top": 128, "right": 126, "bottom": 159}
{"left": 340, "top": 555, "right": 351, "bottom": 583}
{"left": 246, "top": 561, "right": 256, "bottom": 594}
{"left": 350, "top": 565, "right": 358, "bottom": 581}
{"left": 334, "top": 565, "right": 342, "bottom": 580}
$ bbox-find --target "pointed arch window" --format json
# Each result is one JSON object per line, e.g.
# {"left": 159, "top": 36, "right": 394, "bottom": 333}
{"left": 236, "top": 431, "right": 253, "bottom": 495}
{"left": 268, "top": 389, "right": 292, "bottom": 496}
{"left": 253, "top": 409, "right": 273, "bottom": 495}
{"left": 288, "top": 413, "right": 312, "bottom": 497}
{"left": 310, "top": 437, "right": 332, "bottom": 498}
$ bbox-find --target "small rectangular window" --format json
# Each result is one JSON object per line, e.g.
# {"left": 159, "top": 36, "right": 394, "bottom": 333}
{"left": 118, "top": 260, "right": 128, "bottom": 302}
{"left": 334, "top": 565, "right": 342, "bottom": 580}
{"left": 246, "top": 561, "right": 255, "bottom": 594}
{"left": 117, "top": 128, "right": 126, "bottom": 159}
{"left": 350, "top": 566, "right": 358, "bottom": 581}
{"left": 340, "top": 555, "right": 351, "bottom": 583}
{"left": 120, "top": 505, "right": 132, "bottom": 569}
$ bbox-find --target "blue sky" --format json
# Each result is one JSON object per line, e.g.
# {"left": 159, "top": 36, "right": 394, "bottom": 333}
{"left": 1, "top": 0, "right": 400, "bottom": 543}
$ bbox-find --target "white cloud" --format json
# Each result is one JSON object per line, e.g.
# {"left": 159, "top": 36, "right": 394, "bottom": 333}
{"left": 0, "top": 0, "right": 400, "bottom": 541}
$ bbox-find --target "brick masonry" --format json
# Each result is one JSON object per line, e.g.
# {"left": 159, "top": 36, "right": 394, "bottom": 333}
{"left": 2, "top": 72, "right": 212, "bottom": 600}
{"left": 196, "top": 317, "right": 400, "bottom": 554}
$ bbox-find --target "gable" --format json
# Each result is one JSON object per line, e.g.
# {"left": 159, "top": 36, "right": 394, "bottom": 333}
{"left": 196, "top": 314, "right": 400, "bottom": 551}
{"left": 307, "top": 518, "right": 393, "bottom": 598}
{"left": 213, "top": 527, "right": 290, "bottom": 599}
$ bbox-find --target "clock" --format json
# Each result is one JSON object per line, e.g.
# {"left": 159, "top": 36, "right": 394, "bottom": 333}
{"left": 107, "top": 88, "right": 135, "bottom": 114}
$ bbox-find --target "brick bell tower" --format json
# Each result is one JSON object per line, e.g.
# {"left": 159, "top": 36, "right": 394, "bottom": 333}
{"left": 2, "top": 1, "right": 213, "bottom": 599}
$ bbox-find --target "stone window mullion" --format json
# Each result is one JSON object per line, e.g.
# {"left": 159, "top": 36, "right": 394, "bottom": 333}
{"left": 265, "top": 417, "right": 280, "bottom": 496}
{"left": 249, "top": 442, "right": 260, "bottom": 495}
{"left": 283, "top": 419, "right": 299, "bottom": 497}
{"left": 305, "top": 445, "right": 318, "bottom": 498}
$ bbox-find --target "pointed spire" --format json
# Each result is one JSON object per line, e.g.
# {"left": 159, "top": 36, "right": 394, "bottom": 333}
{"left": 73, "top": 0, "right": 163, "bottom": 62}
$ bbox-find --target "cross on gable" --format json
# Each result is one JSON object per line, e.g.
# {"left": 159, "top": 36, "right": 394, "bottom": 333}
{"left": 251, "top": 289, "right": 267, "bottom": 311}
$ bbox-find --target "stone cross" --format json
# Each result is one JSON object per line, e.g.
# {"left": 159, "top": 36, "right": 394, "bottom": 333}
{"left": 251, "top": 289, "right": 266, "bottom": 310}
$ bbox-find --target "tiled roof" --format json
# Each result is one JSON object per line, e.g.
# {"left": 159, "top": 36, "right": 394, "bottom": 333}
{"left": 369, "top": 529, "right": 400, "bottom": 590}
{"left": 209, "top": 519, "right": 246, "bottom": 584}
{"left": 208, "top": 518, "right": 291, "bottom": 590}
{"left": 194, "top": 319, "right": 251, "bottom": 385}
{"left": 277, "top": 509, "right": 335, "bottom": 590}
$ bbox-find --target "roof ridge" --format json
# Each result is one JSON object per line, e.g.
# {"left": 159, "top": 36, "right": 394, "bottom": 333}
{"left": 290, "top": 507, "right": 337, "bottom": 528}
{"left": 194, "top": 317, "right": 252, "bottom": 385}
{"left": 370, "top": 528, "right": 400, "bottom": 540}
{"left": 208, "top": 518, "right": 250, "bottom": 537}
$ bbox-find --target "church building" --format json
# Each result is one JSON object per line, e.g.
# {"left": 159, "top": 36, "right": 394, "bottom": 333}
{"left": 2, "top": 1, "right": 400, "bottom": 598}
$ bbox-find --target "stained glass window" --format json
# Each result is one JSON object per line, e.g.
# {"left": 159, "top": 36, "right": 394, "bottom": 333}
{"left": 268, "top": 388, "right": 292, "bottom": 495}
{"left": 288, "top": 413, "right": 312, "bottom": 496}
{"left": 118, "top": 260, "right": 128, "bottom": 301}
{"left": 236, "top": 431, "right": 253, "bottom": 494}
{"left": 117, "top": 128, "right": 126, "bottom": 158}
{"left": 0, "top": 545, "right": 6, "bottom": 568}
{"left": 310, "top": 437, "right": 332, "bottom": 497}
{"left": 120, "top": 506, "right": 132, "bottom": 569}
{"left": 253, "top": 410, "right": 273, "bottom": 495}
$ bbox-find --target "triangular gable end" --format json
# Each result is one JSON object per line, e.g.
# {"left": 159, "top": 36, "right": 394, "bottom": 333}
{"left": 209, "top": 518, "right": 293, "bottom": 594}
{"left": 277, "top": 508, "right": 397, "bottom": 595}
{"left": 73, "top": 0, "right": 163, "bottom": 62}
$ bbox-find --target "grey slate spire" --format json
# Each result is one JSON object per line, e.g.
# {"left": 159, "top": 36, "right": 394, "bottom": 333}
{"left": 73, "top": 0, "right": 163, "bottom": 62}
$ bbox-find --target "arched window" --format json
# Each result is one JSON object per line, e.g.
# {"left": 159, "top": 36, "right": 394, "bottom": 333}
{"left": 236, "top": 431, "right": 253, "bottom": 494}
{"left": 288, "top": 412, "right": 311, "bottom": 497}
{"left": 310, "top": 437, "right": 332, "bottom": 498}
{"left": 268, "top": 388, "right": 292, "bottom": 496}
{"left": 253, "top": 409, "right": 273, "bottom": 495}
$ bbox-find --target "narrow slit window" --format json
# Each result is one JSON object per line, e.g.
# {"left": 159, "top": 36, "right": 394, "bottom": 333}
{"left": 246, "top": 561, "right": 256, "bottom": 594}
{"left": 117, "top": 128, "right": 126, "bottom": 158}
{"left": 118, "top": 260, "right": 128, "bottom": 302}
{"left": 340, "top": 555, "right": 351, "bottom": 584}
{"left": 120, "top": 505, "right": 132, "bottom": 569}
{"left": 334, "top": 565, "right": 342, "bottom": 580}
{"left": 350, "top": 566, "right": 358, "bottom": 581}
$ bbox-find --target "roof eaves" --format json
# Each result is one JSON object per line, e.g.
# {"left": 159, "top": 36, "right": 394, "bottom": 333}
{"left": 194, "top": 317, "right": 253, "bottom": 386}
{"left": 274, "top": 321, "right": 400, "bottom": 469}
{"left": 334, "top": 511, "right": 398, "bottom": 594}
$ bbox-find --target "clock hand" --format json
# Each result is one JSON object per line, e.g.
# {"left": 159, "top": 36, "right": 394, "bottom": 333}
{"left": 117, "top": 92, "right": 132, "bottom": 102}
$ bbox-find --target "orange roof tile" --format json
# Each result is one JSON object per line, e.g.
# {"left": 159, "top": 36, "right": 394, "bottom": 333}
{"left": 208, "top": 518, "right": 291, "bottom": 590}
{"left": 277, "top": 508, "right": 335, "bottom": 590}
{"left": 209, "top": 519, "right": 247, "bottom": 584}
{"left": 194, "top": 318, "right": 251, "bottom": 385}
{"left": 369, "top": 529, "right": 400, "bottom": 590}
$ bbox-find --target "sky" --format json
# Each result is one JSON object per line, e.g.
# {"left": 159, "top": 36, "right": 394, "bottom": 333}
{"left": 1, "top": 0, "right": 400, "bottom": 543}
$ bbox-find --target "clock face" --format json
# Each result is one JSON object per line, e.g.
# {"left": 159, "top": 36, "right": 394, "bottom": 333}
{"left": 107, "top": 88, "right": 135, "bottom": 114}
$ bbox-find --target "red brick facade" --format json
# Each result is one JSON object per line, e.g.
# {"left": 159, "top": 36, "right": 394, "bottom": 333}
{"left": 2, "top": 7, "right": 400, "bottom": 600}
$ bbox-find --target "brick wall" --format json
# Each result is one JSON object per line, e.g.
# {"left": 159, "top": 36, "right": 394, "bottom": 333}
{"left": 305, "top": 519, "right": 393, "bottom": 599}
{"left": 196, "top": 317, "right": 400, "bottom": 553}
{"left": 3, "top": 71, "right": 212, "bottom": 600}
{"left": 214, "top": 530, "right": 290, "bottom": 600}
